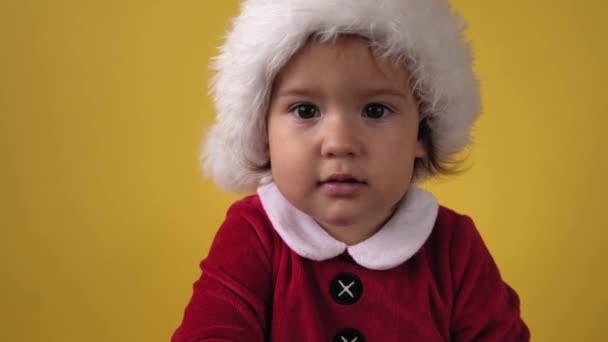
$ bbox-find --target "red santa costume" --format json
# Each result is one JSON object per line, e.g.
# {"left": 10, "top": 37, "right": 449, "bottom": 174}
{"left": 172, "top": 183, "right": 529, "bottom": 341}
{"left": 173, "top": 0, "right": 530, "bottom": 340}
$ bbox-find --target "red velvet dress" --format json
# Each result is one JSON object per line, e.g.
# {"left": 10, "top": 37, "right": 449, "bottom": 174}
{"left": 173, "top": 184, "right": 529, "bottom": 341}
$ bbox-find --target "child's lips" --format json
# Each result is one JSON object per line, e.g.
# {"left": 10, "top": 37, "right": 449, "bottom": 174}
{"left": 319, "top": 180, "right": 366, "bottom": 197}
{"left": 321, "top": 173, "right": 365, "bottom": 184}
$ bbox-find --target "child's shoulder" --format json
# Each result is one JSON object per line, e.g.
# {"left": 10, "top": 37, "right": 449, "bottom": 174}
{"left": 430, "top": 205, "right": 485, "bottom": 245}
{"left": 226, "top": 193, "right": 266, "bottom": 217}
{"left": 205, "top": 194, "right": 279, "bottom": 266}
{"left": 430, "top": 205, "right": 491, "bottom": 258}
{"left": 436, "top": 205, "right": 476, "bottom": 230}
{"left": 219, "top": 193, "right": 274, "bottom": 231}
{"left": 216, "top": 194, "right": 278, "bottom": 243}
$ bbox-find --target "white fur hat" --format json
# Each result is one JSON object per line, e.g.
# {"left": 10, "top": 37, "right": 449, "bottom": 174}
{"left": 202, "top": 0, "right": 481, "bottom": 193}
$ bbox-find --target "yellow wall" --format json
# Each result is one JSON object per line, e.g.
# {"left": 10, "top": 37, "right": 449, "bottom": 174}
{"left": 1, "top": 0, "right": 606, "bottom": 341}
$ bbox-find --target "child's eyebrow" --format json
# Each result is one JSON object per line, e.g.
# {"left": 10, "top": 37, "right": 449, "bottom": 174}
{"left": 360, "top": 88, "right": 411, "bottom": 101}
{"left": 274, "top": 87, "right": 411, "bottom": 101}
{"left": 274, "top": 87, "right": 320, "bottom": 99}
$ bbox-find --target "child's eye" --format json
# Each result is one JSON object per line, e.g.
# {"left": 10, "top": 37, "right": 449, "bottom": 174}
{"left": 364, "top": 103, "right": 391, "bottom": 119}
{"left": 291, "top": 103, "right": 319, "bottom": 119}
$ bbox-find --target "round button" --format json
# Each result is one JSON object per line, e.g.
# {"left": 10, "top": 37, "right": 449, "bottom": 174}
{"left": 333, "top": 328, "right": 365, "bottom": 342}
{"left": 329, "top": 272, "right": 363, "bottom": 305}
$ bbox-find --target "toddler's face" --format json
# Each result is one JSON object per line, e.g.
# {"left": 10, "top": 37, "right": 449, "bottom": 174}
{"left": 266, "top": 35, "right": 426, "bottom": 244}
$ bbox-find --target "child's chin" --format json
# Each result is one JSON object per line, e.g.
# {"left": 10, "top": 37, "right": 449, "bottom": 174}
{"left": 317, "top": 210, "right": 359, "bottom": 227}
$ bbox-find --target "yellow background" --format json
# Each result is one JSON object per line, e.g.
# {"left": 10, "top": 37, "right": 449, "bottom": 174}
{"left": 1, "top": 0, "right": 606, "bottom": 340}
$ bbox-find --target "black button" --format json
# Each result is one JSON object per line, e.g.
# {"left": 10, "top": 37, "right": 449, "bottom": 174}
{"left": 333, "top": 328, "right": 365, "bottom": 342}
{"left": 329, "top": 272, "right": 363, "bottom": 305}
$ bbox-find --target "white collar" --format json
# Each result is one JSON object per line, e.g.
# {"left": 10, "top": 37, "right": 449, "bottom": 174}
{"left": 257, "top": 182, "right": 439, "bottom": 270}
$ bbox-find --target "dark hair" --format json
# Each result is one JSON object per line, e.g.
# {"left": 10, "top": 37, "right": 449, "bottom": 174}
{"left": 414, "top": 100, "right": 469, "bottom": 181}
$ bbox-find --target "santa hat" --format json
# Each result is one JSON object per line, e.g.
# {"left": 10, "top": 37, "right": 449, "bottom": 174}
{"left": 202, "top": 0, "right": 481, "bottom": 193}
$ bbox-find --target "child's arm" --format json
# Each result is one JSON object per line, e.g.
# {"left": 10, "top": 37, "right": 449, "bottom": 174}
{"left": 172, "top": 200, "right": 273, "bottom": 342}
{"left": 450, "top": 216, "right": 530, "bottom": 341}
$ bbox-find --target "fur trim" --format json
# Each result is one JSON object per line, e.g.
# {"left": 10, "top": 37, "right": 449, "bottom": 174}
{"left": 203, "top": 0, "right": 481, "bottom": 193}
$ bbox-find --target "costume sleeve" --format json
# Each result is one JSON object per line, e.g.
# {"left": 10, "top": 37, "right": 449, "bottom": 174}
{"left": 449, "top": 216, "right": 530, "bottom": 341}
{"left": 172, "top": 202, "right": 273, "bottom": 342}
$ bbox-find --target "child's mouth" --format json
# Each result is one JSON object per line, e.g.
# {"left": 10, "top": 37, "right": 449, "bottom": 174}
{"left": 319, "top": 174, "right": 366, "bottom": 196}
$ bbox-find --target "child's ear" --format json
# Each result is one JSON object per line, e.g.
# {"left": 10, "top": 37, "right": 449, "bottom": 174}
{"left": 414, "top": 139, "right": 427, "bottom": 159}
{"left": 264, "top": 142, "right": 270, "bottom": 159}
{"left": 415, "top": 117, "right": 430, "bottom": 159}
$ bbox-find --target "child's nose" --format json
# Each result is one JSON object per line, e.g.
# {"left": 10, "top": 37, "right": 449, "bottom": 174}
{"left": 320, "top": 114, "right": 362, "bottom": 158}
